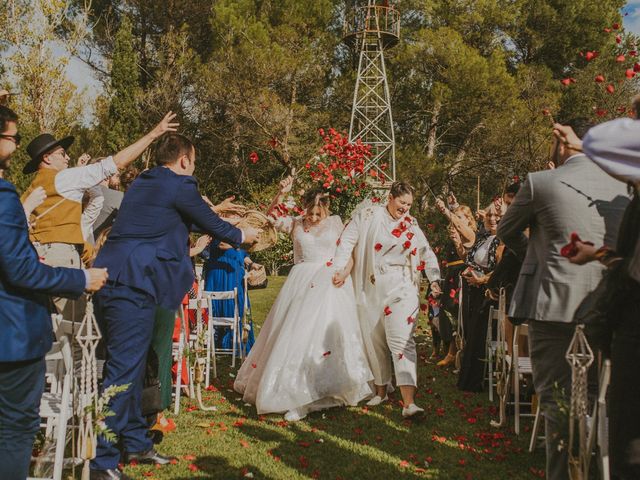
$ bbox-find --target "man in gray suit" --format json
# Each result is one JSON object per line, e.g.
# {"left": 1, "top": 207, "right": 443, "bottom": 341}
{"left": 497, "top": 120, "right": 630, "bottom": 480}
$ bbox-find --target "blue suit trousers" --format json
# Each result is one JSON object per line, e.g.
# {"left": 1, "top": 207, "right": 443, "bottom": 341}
{"left": 0, "top": 357, "right": 45, "bottom": 480}
{"left": 91, "top": 284, "right": 155, "bottom": 471}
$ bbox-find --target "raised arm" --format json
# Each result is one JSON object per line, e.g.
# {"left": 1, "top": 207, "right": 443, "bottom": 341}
{"left": 266, "top": 171, "right": 295, "bottom": 217}
{"left": 112, "top": 112, "right": 179, "bottom": 169}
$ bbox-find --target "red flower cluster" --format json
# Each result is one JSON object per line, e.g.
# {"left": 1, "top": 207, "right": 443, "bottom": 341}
{"left": 302, "top": 128, "right": 373, "bottom": 194}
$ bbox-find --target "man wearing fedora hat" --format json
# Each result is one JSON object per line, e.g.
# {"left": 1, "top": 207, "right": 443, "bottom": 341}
{"left": 0, "top": 104, "right": 109, "bottom": 479}
{"left": 21, "top": 112, "right": 178, "bottom": 320}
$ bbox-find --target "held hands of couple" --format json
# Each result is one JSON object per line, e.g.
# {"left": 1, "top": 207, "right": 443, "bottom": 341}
{"left": 86, "top": 268, "right": 108, "bottom": 292}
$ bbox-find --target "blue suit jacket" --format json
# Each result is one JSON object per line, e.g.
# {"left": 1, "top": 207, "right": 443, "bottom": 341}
{"left": 94, "top": 167, "right": 243, "bottom": 310}
{"left": 0, "top": 179, "right": 86, "bottom": 362}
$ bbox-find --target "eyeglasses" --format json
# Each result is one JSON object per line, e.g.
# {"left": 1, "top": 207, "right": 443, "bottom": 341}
{"left": 0, "top": 133, "right": 21, "bottom": 145}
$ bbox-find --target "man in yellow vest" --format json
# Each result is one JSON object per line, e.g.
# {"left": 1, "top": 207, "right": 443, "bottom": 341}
{"left": 21, "top": 112, "right": 178, "bottom": 320}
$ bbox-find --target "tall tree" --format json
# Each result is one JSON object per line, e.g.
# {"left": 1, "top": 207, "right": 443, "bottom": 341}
{"left": 105, "top": 15, "right": 141, "bottom": 152}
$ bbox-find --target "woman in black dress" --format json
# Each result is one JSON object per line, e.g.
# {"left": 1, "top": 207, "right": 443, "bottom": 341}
{"left": 457, "top": 202, "right": 503, "bottom": 392}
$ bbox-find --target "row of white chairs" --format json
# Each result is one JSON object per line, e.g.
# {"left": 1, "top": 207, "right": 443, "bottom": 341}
{"left": 484, "top": 289, "right": 541, "bottom": 451}
{"left": 173, "top": 267, "right": 249, "bottom": 414}
{"left": 31, "top": 269, "right": 249, "bottom": 479}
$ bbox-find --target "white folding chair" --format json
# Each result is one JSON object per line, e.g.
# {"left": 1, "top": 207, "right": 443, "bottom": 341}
{"left": 485, "top": 289, "right": 507, "bottom": 402}
{"left": 30, "top": 324, "right": 73, "bottom": 480}
{"left": 202, "top": 288, "right": 241, "bottom": 380}
{"left": 506, "top": 323, "right": 536, "bottom": 435}
{"left": 172, "top": 305, "right": 193, "bottom": 415}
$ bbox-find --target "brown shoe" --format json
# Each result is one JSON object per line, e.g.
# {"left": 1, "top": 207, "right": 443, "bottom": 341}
{"left": 437, "top": 353, "right": 455, "bottom": 367}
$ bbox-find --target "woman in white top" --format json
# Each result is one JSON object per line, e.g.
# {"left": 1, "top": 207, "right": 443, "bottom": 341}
{"left": 234, "top": 176, "right": 373, "bottom": 421}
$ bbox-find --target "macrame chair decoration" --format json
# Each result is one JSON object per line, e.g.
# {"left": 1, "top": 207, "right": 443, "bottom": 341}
{"left": 565, "top": 324, "right": 595, "bottom": 480}
{"left": 75, "top": 296, "right": 102, "bottom": 480}
{"left": 192, "top": 294, "right": 217, "bottom": 412}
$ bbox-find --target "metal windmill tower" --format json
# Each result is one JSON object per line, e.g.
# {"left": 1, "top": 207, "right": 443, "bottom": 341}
{"left": 343, "top": 0, "right": 400, "bottom": 185}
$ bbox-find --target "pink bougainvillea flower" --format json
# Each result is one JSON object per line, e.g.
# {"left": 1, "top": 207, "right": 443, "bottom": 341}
{"left": 249, "top": 151, "right": 259, "bottom": 164}
{"left": 596, "top": 108, "right": 608, "bottom": 117}
{"left": 560, "top": 78, "right": 572, "bottom": 86}
{"left": 613, "top": 22, "right": 620, "bottom": 29}
{"left": 595, "top": 74, "right": 605, "bottom": 83}
{"left": 616, "top": 54, "right": 626, "bottom": 62}
{"left": 606, "top": 84, "right": 615, "bottom": 94}
{"left": 585, "top": 51, "right": 596, "bottom": 61}
{"left": 626, "top": 69, "right": 636, "bottom": 79}
{"left": 188, "top": 463, "right": 199, "bottom": 472}
{"left": 616, "top": 34, "right": 622, "bottom": 44}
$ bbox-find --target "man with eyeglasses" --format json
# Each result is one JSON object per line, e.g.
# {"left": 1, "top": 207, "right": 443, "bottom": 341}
{"left": 0, "top": 104, "right": 109, "bottom": 479}
{"left": 21, "top": 113, "right": 178, "bottom": 321}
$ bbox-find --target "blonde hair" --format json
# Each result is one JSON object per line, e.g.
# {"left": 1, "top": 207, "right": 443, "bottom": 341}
{"left": 454, "top": 205, "right": 476, "bottom": 232}
{"left": 89, "top": 226, "right": 112, "bottom": 267}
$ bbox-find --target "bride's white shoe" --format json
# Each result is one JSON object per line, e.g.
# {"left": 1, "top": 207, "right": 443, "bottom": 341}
{"left": 284, "top": 408, "right": 307, "bottom": 422}
{"left": 366, "top": 395, "right": 388, "bottom": 406}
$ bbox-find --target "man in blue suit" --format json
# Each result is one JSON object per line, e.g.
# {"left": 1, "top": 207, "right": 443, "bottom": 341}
{"left": 90, "top": 133, "right": 258, "bottom": 479}
{"left": 0, "top": 105, "right": 109, "bottom": 480}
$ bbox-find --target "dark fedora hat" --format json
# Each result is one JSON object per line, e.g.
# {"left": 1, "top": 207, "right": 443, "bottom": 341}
{"left": 23, "top": 133, "right": 74, "bottom": 174}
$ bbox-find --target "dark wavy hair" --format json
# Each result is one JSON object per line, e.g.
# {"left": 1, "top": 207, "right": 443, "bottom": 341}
{"left": 389, "top": 181, "right": 415, "bottom": 198}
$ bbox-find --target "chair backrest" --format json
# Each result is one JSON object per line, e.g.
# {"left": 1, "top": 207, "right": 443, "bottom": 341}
{"left": 202, "top": 289, "right": 238, "bottom": 326}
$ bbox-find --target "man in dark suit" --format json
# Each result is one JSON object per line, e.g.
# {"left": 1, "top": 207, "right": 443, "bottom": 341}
{"left": 0, "top": 105, "right": 109, "bottom": 480}
{"left": 498, "top": 120, "right": 629, "bottom": 480}
{"left": 90, "top": 133, "right": 258, "bottom": 479}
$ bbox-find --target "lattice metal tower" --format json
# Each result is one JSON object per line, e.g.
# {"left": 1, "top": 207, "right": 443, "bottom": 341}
{"left": 343, "top": 0, "right": 400, "bottom": 184}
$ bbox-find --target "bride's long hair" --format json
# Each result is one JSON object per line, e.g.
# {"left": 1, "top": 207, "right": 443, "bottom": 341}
{"left": 302, "top": 187, "right": 330, "bottom": 220}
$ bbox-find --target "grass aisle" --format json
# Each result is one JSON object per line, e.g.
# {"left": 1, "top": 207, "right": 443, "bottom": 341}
{"left": 125, "top": 276, "right": 545, "bottom": 479}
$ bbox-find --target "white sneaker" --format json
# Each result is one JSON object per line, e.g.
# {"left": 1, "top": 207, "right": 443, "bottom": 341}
{"left": 366, "top": 395, "right": 388, "bottom": 406}
{"left": 284, "top": 408, "right": 307, "bottom": 422}
{"left": 402, "top": 403, "right": 425, "bottom": 418}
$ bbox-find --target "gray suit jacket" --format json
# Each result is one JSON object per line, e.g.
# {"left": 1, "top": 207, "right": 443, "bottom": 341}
{"left": 498, "top": 154, "right": 629, "bottom": 322}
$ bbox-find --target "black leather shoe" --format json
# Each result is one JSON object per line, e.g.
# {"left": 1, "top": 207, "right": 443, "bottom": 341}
{"left": 125, "top": 447, "right": 176, "bottom": 465}
{"left": 89, "top": 469, "right": 132, "bottom": 480}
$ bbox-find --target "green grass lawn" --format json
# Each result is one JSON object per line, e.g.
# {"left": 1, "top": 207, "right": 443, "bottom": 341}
{"left": 123, "top": 276, "right": 545, "bottom": 479}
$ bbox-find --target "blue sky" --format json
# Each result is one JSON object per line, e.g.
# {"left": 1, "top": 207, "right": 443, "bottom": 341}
{"left": 64, "top": 3, "right": 640, "bottom": 120}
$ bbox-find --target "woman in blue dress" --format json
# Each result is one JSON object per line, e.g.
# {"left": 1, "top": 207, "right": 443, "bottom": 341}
{"left": 203, "top": 240, "right": 261, "bottom": 353}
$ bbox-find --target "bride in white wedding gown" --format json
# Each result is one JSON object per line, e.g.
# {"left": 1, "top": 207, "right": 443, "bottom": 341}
{"left": 233, "top": 176, "right": 373, "bottom": 421}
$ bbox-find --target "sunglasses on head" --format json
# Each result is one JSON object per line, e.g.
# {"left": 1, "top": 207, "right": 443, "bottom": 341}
{"left": 0, "top": 133, "right": 21, "bottom": 145}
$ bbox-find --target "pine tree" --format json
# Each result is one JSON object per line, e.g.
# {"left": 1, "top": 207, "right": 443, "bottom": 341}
{"left": 106, "top": 15, "right": 141, "bottom": 152}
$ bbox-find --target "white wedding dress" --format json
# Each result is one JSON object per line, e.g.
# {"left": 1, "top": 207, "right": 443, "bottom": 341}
{"left": 234, "top": 215, "right": 373, "bottom": 415}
